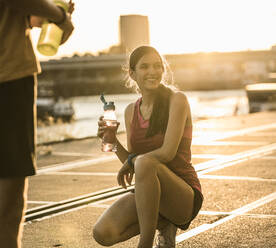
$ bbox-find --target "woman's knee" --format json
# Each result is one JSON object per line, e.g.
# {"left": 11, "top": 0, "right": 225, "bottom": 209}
{"left": 93, "top": 222, "right": 118, "bottom": 246}
{"left": 134, "top": 155, "right": 158, "bottom": 180}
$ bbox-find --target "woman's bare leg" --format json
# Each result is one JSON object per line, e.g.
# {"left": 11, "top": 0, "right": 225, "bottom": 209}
{"left": 135, "top": 158, "right": 161, "bottom": 248}
{"left": 134, "top": 155, "right": 194, "bottom": 248}
{"left": 93, "top": 156, "right": 194, "bottom": 247}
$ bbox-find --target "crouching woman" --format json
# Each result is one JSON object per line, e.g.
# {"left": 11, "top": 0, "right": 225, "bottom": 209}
{"left": 93, "top": 46, "right": 203, "bottom": 248}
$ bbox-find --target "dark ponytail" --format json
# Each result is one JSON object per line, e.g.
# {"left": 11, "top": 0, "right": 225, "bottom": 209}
{"left": 146, "top": 84, "right": 172, "bottom": 137}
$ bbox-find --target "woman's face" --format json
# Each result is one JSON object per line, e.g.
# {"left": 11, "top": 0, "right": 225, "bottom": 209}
{"left": 130, "top": 52, "right": 164, "bottom": 92}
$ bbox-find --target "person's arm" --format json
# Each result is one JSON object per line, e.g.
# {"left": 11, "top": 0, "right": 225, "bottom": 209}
{"left": 3, "top": 0, "right": 65, "bottom": 24}
{"left": 141, "top": 92, "right": 190, "bottom": 163}
{"left": 114, "top": 103, "right": 135, "bottom": 163}
{"left": 3, "top": 0, "right": 74, "bottom": 44}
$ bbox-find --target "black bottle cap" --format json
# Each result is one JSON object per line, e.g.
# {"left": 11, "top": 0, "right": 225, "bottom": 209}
{"left": 104, "top": 101, "right": 115, "bottom": 111}
{"left": 100, "top": 93, "right": 115, "bottom": 111}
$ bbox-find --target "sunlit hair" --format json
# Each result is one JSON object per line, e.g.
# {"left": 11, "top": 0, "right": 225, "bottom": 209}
{"left": 123, "top": 45, "right": 178, "bottom": 137}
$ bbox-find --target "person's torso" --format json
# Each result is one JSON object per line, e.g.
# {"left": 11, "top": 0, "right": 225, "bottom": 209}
{"left": 130, "top": 97, "right": 192, "bottom": 161}
{"left": 130, "top": 97, "right": 202, "bottom": 194}
{"left": 0, "top": 3, "right": 40, "bottom": 83}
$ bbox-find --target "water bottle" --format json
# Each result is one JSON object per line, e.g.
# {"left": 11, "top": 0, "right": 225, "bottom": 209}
{"left": 37, "top": 0, "right": 68, "bottom": 56}
{"left": 100, "top": 94, "right": 118, "bottom": 152}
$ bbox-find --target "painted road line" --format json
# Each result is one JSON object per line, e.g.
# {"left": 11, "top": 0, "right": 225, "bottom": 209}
{"left": 37, "top": 154, "right": 117, "bottom": 175}
{"left": 27, "top": 200, "right": 57, "bottom": 204}
{"left": 88, "top": 193, "right": 129, "bottom": 208}
{"left": 193, "top": 141, "right": 269, "bottom": 146}
{"left": 46, "top": 171, "right": 117, "bottom": 176}
{"left": 36, "top": 123, "right": 276, "bottom": 175}
{"left": 52, "top": 151, "right": 95, "bottom": 157}
{"left": 198, "top": 174, "right": 276, "bottom": 182}
{"left": 25, "top": 185, "right": 134, "bottom": 222}
{"left": 194, "top": 143, "right": 276, "bottom": 172}
{"left": 192, "top": 154, "right": 229, "bottom": 159}
{"left": 38, "top": 142, "right": 276, "bottom": 176}
{"left": 26, "top": 144, "right": 275, "bottom": 223}
{"left": 25, "top": 185, "right": 123, "bottom": 215}
{"left": 245, "top": 132, "right": 276, "bottom": 137}
{"left": 88, "top": 204, "right": 110, "bottom": 209}
{"left": 192, "top": 123, "right": 276, "bottom": 144}
{"left": 176, "top": 192, "right": 276, "bottom": 243}
{"left": 45, "top": 172, "right": 276, "bottom": 182}
{"left": 199, "top": 210, "right": 276, "bottom": 218}
{"left": 260, "top": 156, "right": 276, "bottom": 160}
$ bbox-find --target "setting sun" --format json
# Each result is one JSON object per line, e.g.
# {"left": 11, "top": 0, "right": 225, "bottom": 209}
{"left": 31, "top": 0, "right": 276, "bottom": 60}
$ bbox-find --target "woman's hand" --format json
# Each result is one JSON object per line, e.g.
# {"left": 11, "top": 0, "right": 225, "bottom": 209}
{"left": 97, "top": 116, "right": 120, "bottom": 140}
{"left": 117, "top": 160, "right": 134, "bottom": 189}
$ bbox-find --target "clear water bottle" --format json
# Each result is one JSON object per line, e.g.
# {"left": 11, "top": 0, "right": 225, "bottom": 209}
{"left": 37, "top": 0, "right": 68, "bottom": 56}
{"left": 100, "top": 94, "right": 117, "bottom": 152}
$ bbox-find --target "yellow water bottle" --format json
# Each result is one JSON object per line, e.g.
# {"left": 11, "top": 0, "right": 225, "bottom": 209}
{"left": 37, "top": 0, "right": 68, "bottom": 56}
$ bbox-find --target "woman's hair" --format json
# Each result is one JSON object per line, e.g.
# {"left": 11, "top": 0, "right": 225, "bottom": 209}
{"left": 125, "top": 45, "right": 177, "bottom": 137}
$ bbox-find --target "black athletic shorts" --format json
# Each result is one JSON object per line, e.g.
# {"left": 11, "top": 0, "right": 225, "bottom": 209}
{"left": 130, "top": 187, "right": 203, "bottom": 230}
{"left": 0, "top": 76, "right": 37, "bottom": 177}
{"left": 173, "top": 187, "right": 203, "bottom": 230}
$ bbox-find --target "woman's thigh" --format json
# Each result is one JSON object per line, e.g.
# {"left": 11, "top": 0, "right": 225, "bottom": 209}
{"left": 154, "top": 161, "right": 194, "bottom": 225}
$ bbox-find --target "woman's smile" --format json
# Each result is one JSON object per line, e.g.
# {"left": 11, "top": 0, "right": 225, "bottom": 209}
{"left": 131, "top": 52, "right": 164, "bottom": 91}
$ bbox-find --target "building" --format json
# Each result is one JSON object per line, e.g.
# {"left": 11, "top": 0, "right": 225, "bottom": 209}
{"left": 119, "top": 15, "right": 150, "bottom": 53}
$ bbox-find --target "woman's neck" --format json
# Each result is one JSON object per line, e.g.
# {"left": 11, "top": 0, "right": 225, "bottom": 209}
{"left": 140, "top": 90, "right": 155, "bottom": 107}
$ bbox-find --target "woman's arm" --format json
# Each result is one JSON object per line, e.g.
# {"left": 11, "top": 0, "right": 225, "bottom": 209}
{"left": 143, "top": 92, "right": 190, "bottom": 163}
{"left": 114, "top": 102, "right": 135, "bottom": 163}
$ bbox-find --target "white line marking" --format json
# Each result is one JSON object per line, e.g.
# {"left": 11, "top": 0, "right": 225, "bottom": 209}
{"left": 244, "top": 132, "right": 276, "bottom": 137}
{"left": 260, "top": 156, "right": 276, "bottom": 160}
{"left": 176, "top": 192, "right": 276, "bottom": 243}
{"left": 36, "top": 123, "right": 276, "bottom": 175}
{"left": 37, "top": 155, "right": 117, "bottom": 175}
{"left": 46, "top": 171, "right": 117, "bottom": 176}
{"left": 52, "top": 151, "right": 94, "bottom": 157}
{"left": 192, "top": 123, "right": 276, "bottom": 144}
{"left": 192, "top": 154, "right": 229, "bottom": 159}
{"left": 198, "top": 174, "right": 276, "bottom": 182}
{"left": 193, "top": 141, "right": 269, "bottom": 146}
{"left": 24, "top": 193, "right": 129, "bottom": 225}
{"left": 199, "top": 210, "right": 276, "bottom": 218}
{"left": 88, "top": 204, "right": 110, "bottom": 209}
{"left": 194, "top": 143, "right": 276, "bottom": 172}
{"left": 27, "top": 200, "right": 56, "bottom": 204}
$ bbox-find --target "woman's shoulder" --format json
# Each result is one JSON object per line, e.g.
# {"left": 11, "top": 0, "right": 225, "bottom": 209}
{"left": 125, "top": 102, "right": 135, "bottom": 114}
{"left": 124, "top": 101, "right": 137, "bottom": 121}
{"left": 170, "top": 91, "right": 189, "bottom": 105}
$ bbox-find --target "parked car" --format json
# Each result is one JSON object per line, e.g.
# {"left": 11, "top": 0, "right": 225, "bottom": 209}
{"left": 37, "top": 98, "right": 75, "bottom": 121}
{"left": 245, "top": 82, "right": 276, "bottom": 113}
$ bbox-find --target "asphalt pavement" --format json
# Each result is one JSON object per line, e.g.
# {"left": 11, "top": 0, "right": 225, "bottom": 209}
{"left": 22, "top": 111, "right": 276, "bottom": 248}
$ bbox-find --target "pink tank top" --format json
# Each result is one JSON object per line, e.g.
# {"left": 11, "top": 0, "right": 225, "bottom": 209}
{"left": 130, "top": 98, "right": 203, "bottom": 196}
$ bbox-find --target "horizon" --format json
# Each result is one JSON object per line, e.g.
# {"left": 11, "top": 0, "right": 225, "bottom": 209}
{"left": 31, "top": 0, "right": 276, "bottom": 61}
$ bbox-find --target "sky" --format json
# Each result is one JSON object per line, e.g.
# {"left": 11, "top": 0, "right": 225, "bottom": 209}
{"left": 31, "top": 0, "right": 276, "bottom": 60}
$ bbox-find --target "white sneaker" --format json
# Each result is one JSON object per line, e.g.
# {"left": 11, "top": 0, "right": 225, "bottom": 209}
{"left": 155, "top": 222, "right": 177, "bottom": 248}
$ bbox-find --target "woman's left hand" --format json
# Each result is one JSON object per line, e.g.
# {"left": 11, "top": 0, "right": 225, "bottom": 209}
{"left": 117, "top": 160, "right": 134, "bottom": 189}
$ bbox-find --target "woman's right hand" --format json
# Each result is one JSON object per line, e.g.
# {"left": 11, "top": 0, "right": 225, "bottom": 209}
{"left": 117, "top": 160, "right": 134, "bottom": 189}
